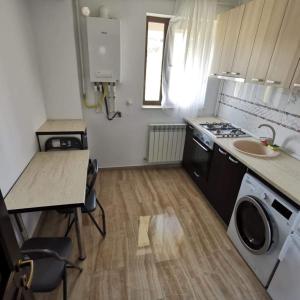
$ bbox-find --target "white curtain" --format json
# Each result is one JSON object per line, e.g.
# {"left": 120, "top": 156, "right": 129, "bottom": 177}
{"left": 162, "top": 0, "right": 217, "bottom": 113}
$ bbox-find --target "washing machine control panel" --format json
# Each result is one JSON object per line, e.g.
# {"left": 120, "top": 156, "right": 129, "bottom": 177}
{"left": 240, "top": 173, "right": 299, "bottom": 225}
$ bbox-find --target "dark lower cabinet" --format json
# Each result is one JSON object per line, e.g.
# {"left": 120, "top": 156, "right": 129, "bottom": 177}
{"left": 207, "top": 145, "right": 247, "bottom": 225}
{"left": 183, "top": 127, "right": 246, "bottom": 226}
{"left": 182, "top": 124, "right": 194, "bottom": 175}
{"left": 182, "top": 125, "right": 212, "bottom": 196}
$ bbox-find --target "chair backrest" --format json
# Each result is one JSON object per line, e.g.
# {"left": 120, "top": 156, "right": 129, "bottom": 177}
{"left": 45, "top": 137, "right": 83, "bottom": 152}
{"left": 86, "top": 161, "right": 98, "bottom": 196}
{"left": 88, "top": 159, "right": 99, "bottom": 175}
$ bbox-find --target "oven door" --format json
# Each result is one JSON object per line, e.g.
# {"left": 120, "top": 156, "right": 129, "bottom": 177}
{"left": 190, "top": 135, "right": 212, "bottom": 192}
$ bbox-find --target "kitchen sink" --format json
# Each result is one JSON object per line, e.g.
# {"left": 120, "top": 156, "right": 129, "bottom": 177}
{"left": 233, "top": 139, "right": 280, "bottom": 158}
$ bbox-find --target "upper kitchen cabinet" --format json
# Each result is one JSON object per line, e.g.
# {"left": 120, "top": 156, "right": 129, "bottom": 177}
{"left": 231, "top": 0, "right": 265, "bottom": 79}
{"left": 265, "top": 0, "right": 300, "bottom": 88}
{"left": 218, "top": 4, "right": 245, "bottom": 76}
{"left": 246, "top": 0, "right": 288, "bottom": 84}
{"left": 210, "top": 11, "right": 230, "bottom": 76}
{"left": 291, "top": 59, "right": 300, "bottom": 89}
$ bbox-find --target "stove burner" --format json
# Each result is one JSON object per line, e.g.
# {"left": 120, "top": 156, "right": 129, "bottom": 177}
{"left": 199, "top": 122, "right": 248, "bottom": 138}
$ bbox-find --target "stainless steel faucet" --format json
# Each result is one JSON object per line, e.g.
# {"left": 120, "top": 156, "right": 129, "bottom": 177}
{"left": 258, "top": 124, "right": 276, "bottom": 145}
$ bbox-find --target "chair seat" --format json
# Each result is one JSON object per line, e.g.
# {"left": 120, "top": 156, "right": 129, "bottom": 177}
{"left": 82, "top": 189, "right": 97, "bottom": 213}
{"left": 21, "top": 237, "right": 72, "bottom": 292}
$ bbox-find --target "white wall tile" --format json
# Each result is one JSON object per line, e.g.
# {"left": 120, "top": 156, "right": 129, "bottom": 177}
{"left": 217, "top": 81, "right": 300, "bottom": 159}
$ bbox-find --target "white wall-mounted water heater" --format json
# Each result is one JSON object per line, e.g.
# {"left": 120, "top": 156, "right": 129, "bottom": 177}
{"left": 86, "top": 17, "right": 120, "bottom": 83}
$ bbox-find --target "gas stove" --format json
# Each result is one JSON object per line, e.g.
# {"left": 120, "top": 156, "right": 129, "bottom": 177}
{"left": 199, "top": 122, "right": 249, "bottom": 138}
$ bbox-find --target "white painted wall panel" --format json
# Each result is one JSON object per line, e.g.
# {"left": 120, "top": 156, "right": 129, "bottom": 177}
{"left": 0, "top": 0, "right": 47, "bottom": 236}
{"left": 29, "top": 0, "right": 83, "bottom": 119}
{"left": 79, "top": 0, "right": 219, "bottom": 167}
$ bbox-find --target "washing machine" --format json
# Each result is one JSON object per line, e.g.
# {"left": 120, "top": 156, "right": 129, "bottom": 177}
{"left": 227, "top": 173, "right": 299, "bottom": 287}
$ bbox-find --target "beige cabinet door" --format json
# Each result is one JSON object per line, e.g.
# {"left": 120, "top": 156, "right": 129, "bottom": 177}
{"left": 291, "top": 60, "right": 300, "bottom": 89}
{"left": 246, "top": 0, "right": 288, "bottom": 84}
{"left": 265, "top": 0, "right": 300, "bottom": 88}
{"left": 218, "top": 4, "right": 245, "bottom": 76}
{"left": 231, "top": 0, "right": 265, "bottom": 78}
{"left": 210, "top": 12, "right": 230, "bottom": 76}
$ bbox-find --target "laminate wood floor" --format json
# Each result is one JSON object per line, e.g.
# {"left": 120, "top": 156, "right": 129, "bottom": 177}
{"left": 35, "top": 167, "right": 269, "bottom": 300}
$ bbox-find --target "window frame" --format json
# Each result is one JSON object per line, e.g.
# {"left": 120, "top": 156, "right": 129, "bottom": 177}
{"left": 143, "top": 16, "right": 170, "bottom": 106}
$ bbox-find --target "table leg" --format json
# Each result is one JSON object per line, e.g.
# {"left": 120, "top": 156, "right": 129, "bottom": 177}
{"left": 36, "top": 133, "right": 42, "bottom": 151}
{"left": 74, "top": 208, "right": 86, "bottom": 260}
{"left": 14, "top": 214, "right": 29, "bottom": 242}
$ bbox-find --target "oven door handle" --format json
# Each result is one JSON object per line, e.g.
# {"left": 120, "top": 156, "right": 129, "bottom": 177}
{"left": 192, "top": 138, "right": 210, "bottom": 152}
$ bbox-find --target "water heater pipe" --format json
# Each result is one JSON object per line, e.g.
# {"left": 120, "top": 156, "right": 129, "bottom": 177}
{"left": 74, "top": 0, "right": 86, "bottom": 98}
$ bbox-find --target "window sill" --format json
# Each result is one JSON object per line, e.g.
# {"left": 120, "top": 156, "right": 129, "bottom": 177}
{"left": 141, "top": 105, "right": 175, "bottom": 110}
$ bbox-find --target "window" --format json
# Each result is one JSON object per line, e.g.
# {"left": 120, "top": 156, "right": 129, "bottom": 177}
{"left": 143, "top": 16, "right": 170, "bottom": 106}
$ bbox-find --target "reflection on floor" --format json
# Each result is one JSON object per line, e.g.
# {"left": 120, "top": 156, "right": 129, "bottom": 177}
{"left": 137, "top": 208, "right": 185, "bottom": 262}
{"left": 35, "top": 167, "right": 269, "bottom": 300}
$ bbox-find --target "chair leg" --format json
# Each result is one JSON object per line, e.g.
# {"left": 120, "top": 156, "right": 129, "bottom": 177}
{"left": 64, "top": 217, "right": 75, "bottom": 237}
{"left": 87, "top": 211, "right": 105, "bottom": 237}
{"left": 66, "top": 261, "right": 83, "bottom": 272}
{"left": 96, "top": 198, "right": 106, "bottom": 237}
{"left": 63, "top": 268, "right": 67, "bottom": 300}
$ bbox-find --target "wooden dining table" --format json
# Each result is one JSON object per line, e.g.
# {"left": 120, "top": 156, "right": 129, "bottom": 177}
{"left": 4, "top": 150, "right": 90, "bottom": 260}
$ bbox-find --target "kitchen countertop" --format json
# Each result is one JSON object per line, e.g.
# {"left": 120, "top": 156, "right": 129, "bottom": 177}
{"left": 185, "top": 116, "right": 300, "bottom": 207}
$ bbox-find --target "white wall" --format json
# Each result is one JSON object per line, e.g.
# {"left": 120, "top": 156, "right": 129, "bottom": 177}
{"left": 79, "top": 0, "right": 219, "bottom": 167}
{"left": 0, "top": 0, "right": 47, "bottom": 235}
{"left": 217, "top": 81, "right": 300, "bottom": 159}
{"left": 29, "top": 0, "right": 83, "bottom": 119}
{"left": 22, "top": 0, "right": 221, "bottom": 168}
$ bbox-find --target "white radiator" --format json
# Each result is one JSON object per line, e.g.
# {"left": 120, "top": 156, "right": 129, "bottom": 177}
{"left": 147, "top": 124, "right": 186, "bottom": 163}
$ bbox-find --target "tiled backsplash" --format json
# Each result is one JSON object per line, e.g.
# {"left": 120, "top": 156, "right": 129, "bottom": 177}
{"left": 217, "top": 81, "right": 300, "bottom": 159}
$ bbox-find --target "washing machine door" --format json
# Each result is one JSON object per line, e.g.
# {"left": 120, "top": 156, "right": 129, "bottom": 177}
{"left": 235, "top": 196, "right": 272, "bottom": 255}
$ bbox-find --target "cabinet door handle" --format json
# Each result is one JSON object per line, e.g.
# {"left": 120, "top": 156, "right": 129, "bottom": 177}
{"left": 222, "top": 71, "right": 230, "bottom": 75}
{"left": 193, "top": 171, "right": 200, "bottom": 178}
{"left": 231, "top": 72, "right": 240, "bottom": 76}
{"left": 294, "top": 83, "right": 300, "bottom": 88}
{"left": 251, "top": 78, "right": 264, "bottom": 82}
{"left": 218, "top": 148, "right": 227, "bottom": 156}
{"left": 266, "top": 80, "right": 281, "bottom": 85}
{"left": 228, "top": 156, "right": 239, "bottom": 164}
{"left": 193, "top": 138, "right": 209, "bottom": 152}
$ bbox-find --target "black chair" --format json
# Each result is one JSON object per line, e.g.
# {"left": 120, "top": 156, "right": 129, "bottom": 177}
{"left": 45, "top": 137, "right": 106, "bottom": 238}
{"left": 45, "top": 137, "right": 95, "bottom": 175}
{"left": 65, "top": 160, "right": 106, "bottom": 238}
{"left": 45, "top": 137, "right": 84, "bottom": 151}
{"left": 21, "top": 237, "right": 82, "bottom": 300}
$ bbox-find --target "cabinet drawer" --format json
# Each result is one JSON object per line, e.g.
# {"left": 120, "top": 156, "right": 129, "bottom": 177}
{"left": 207, "top": 145, "right": 247, "bottom": 225}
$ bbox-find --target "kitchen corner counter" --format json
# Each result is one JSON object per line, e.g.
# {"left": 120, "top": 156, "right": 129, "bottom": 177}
{"left": 185, "top": 116, "right": 300, "bottom": 206}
